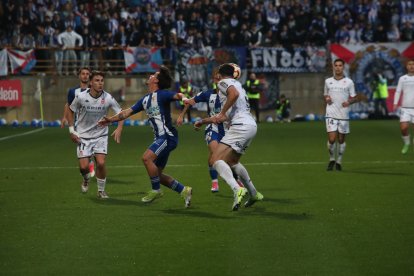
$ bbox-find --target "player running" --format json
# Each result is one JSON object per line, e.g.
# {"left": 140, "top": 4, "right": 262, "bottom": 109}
{"left": 68, "top": 70, "right": 124, "bottom": 198}
{"left": 393, "top": 59, "right": 414, "bottom": 154}
{"left": 324, "top": 58, "right": 358, "bottom": 171}
{"left": 98, "top": 65, "right": 192, "bottom": 208}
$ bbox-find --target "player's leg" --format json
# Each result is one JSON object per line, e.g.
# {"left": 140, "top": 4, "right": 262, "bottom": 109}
{"left": 93, "top": 137, "right": 109, "bottom": 198}
{"left": 399, "top": 109, "right": 411, "bottom": 154}
{"left": 78, "top": 157, "right": 91, "bottom": 193}
{"left": 77, "top": 139, "right": 93, "bottom": 193}
{"left": 400, "top": 122, "right": 410, "bottom": 154}
{"left": 94, "top": 153, "right": 109, "bottom": 198}
{"left": 326, "top": 118, "right": 338, "bottom": 171}
{"left": 141, "top": 148, "right": 164, "bottom": 202}
{"left": 208, "top": 140, "right": 220, "bottom": 192}
{"left": 336, "top": 120, "right": 350, "bottom": 171}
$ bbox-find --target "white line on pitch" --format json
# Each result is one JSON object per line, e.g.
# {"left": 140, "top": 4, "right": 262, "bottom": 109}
{"left": 0, "top": 128, "right": 45, "bottom": 141}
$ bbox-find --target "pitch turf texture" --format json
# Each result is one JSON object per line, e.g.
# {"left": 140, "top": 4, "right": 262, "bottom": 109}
{"left": 1, "top": 120, "right": 413, "bottom": 275}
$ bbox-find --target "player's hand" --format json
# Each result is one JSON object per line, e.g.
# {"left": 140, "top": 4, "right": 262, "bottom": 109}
{"left": 60, "top": 117, "right": 68, "bottom": 128}
{"left": 183, "top": 98, "right": 190, "bottom": 105}
{"left": 392, "top": 104, "right": 397, "bottom": 112}
{"left": 194, "top": 120, "right": 202, "bottom": 131}
{"left": 98, "top": 116, "right": 111, "bottom": 127}
{"left": 214, "top": 113, "right": 227, "bottom": 123}
{"left": 325, "top": 96, "right": 332, "bottom": 105}
{"left": 70, "top": 133, "right": 81, "bottom": 144}
{"left": 342, "top": 101, "right": 350, "bottom": 107}
{"left": 176, "top": 116, "right": 184, "bottom": 127}
{"left": 111, "top": 128, "right": 122, "bottom": 143}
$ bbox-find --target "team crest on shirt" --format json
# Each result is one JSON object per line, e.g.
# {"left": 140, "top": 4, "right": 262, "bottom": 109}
{"left": 101, "top": 98, "right": 105, "bottom": 104}
{"left": 219, "top": 82, "right": 228, "bottom": 89}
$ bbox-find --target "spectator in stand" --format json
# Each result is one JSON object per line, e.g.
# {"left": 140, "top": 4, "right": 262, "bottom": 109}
{"left": 400, "top": 21, "right": 413, "bottom": 41}
{"left": 225, "top": 29, "right": 242, "bottom": 46}
{"left": 57, "top": 25, "right": 83, "bottom": 75}
{"left": 387, "top": 23, "right": 401, "bottom": 42}
{"left": 335, "top": 25, "right": 350, "bottom": 43}
{"left": 229, "top": 14, "right": 240, "bottom": 31}
{"left": 262, "top": 29, "right": 277, "bottom": 47}
{"left": 265, "top": 2, "right": 280, "bottom": 33}
{"left": 362, "top": 23, "right": 375, "bottom": 42}
{"left": 79, "top": 27, "right": 92, "bottom": 69}
{"left": 373, "top": 24, "right": 388, "bottom": 42}
{"left": 248, "top": 24, "right": 262, "bottom": 48}
{"left": 349, "top": 23, "right": 363, "bottom": 44}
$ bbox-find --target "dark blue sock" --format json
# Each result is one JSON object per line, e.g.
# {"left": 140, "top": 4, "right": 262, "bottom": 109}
{"left": 150, "top": 176, "right": 160, "bottom": 190}
{"left": 170, "top": 180, "right": 184, "bottom": 193}
{"left": 209, "top": 166, "right": 218, "bottom": 180}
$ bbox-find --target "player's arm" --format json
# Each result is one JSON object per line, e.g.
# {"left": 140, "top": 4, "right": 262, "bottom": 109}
{"left": 98, "top": 108, "right": 134, "bottom": 126}
{"left": 177, "top": 97, "right": 196, "bottom": 126}
{"left": 342, "top": 96, "right": 358, "bottom": 107}
{"left": 193, "top": 116, "right": 216, "bottom": 131}
{"left": 393, "top": 78, "right": 403, "bottom": 111}
{"left": 215, "top": 85, "right": 239, "bottom": 123}
{"left": 61, "top": 103, "right": 70, "bottom": 128}
{"left": 111, "top": 119, "right": 124, "bottom": 144}
{"left": 67, "top": 105, "right": 80, "bottom": 144}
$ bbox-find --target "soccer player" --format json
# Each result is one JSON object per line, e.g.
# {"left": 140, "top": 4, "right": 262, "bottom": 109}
{"left": 61, "top": 67, "right": 95, "bottom": 177}
{"left": 192, "top": 63, "right": 263, "bottom": 211}
{"left": 98, "top": 65, "right": 193, "bottom": 208}
{"left": 393, "top": 59, "right": 414, "bottom": 154}
{"left": 67, "top": 70, "right": 124, "bottom": 199}
{"left": 324, "top": 59, "right": 357, "bottom": 171}
{"left": 178, "top": 71, "right": 224, "bottom": 192}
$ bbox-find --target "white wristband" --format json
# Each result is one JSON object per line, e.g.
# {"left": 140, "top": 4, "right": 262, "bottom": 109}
{"left": 69, "top": 126, "right": 79, "bottom": 136}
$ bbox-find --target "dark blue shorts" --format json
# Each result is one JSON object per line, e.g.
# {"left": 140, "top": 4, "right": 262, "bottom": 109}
{"left": 205, "top": 130, "right": 223, "bottom": 145}
{"left": 148, "top": 135, "right": 178, "bottom": 168}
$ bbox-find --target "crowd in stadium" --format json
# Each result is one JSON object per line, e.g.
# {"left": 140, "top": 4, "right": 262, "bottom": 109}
{"left": 1, "top": 0, "right": 413, "bottom": 51}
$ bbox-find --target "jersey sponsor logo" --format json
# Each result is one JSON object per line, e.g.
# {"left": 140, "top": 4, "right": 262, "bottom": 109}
{"left": 219, "top": 82, "right": 228, "bottom": 89}
{"left": 101, "top": 98, "right": 105, "bottom": 104}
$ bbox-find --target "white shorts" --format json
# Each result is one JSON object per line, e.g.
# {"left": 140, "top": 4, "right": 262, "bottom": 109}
{"left": 220, "top": 124, "right": 257, "bottom": 154}
{"left": 400, "top": 108, "right": 414, "bottom": 123}
{"left": 77, "top": 136, "right": 108, "bottom": 158}
{"left": 325, "top": 118, "right": 350, "bottom": 134}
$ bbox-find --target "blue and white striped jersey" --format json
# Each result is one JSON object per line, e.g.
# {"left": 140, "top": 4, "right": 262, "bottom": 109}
{"left": 194, "top": 89, "right": 225, "bottom": 136}
{"left": 131, "top": 90, "right": 178, "bottom": 139}
{"left": 67, "top": 86, "right": 89, "bottom": 104}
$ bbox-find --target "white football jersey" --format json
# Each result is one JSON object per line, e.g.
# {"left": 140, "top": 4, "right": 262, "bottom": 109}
{"left": 394, "top": 74, "right": 414, "bottom": 108}
{"left": 324, "top": 76, "right": 356, "bottom": 120}
{"left": 217, "top": 78, "right": 256, "bottom": 126}
{"left": 70, "top": 90, "right": 122, "bottom": 139}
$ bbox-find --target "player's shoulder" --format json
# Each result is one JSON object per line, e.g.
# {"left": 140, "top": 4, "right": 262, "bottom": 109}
{"left": 325, "top": 76, "right": 335, "bottom": 83}
{"left": 218, "top": 78, "right": 237, "bottom": 90}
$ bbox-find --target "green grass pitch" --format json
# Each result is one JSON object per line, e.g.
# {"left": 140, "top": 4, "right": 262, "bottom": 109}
{"left": 1, "top": 120, "right": 413, "bottom": 275}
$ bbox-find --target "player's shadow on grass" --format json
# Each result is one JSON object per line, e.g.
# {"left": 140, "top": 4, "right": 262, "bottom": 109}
{"left": 105, "top": 178, "right": 135, "bottom": 185}
{"left": 242, "top": 207, "right": 312, "bottom": 220}
{"left": 162, "top": 208, "right": 234, "bottom": 219}
{"left": 90, "top": 197, "right": 143, "bottom": 206}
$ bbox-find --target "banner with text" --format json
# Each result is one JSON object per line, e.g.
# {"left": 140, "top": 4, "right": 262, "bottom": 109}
{"left": 250, "top": 47, "right": 327, "bottom": 73}
{"left": 0, "top": 80, "right": 22, "bottom": 107}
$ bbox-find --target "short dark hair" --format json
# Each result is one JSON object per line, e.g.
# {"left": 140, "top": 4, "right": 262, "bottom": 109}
{"left": 89, "top": 70, "right": 105, "bottom": 80}
{"left": 333, "top": 58, "right": 345, "bottom": 65}
{"left": 78, "top": 67, "right": 91, "bottom": 75}
{"left": 218, "top": 63, "right": 235, "bottom": 77}
{"left": 157, "top": 65, "right": 173, "bottom": 89}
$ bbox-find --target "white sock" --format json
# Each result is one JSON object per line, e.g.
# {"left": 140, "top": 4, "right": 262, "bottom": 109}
{"left": 213, "top": 160, "right": 239, "bottom": 192}
{"left": 327, "top": 141, "right": 336, "bottom": 161}
{"left": 97, "top": 177, "right": 106, "bottom": 192}
{"left": 337, "top": 143, "right": 346, "bottom": 164}
{"left": 231, "top": 163, "right": 257, "bottom": 197}
{"left": 402, "top": 135, "right": 410, "bottom": 145}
